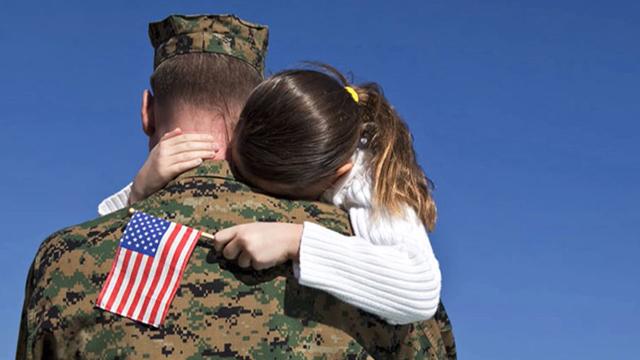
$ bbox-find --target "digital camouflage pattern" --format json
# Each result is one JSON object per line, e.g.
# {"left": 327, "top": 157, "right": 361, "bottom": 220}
{"left": 17, "top": 160, "right": 456, "bottom": 359}
{"left": 149, "top": 14, "right": 269, "bottom": 74}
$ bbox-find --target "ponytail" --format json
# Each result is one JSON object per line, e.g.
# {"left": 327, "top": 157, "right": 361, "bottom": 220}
{"left": 353, "top": 83, "right": 437, "bottom": 231}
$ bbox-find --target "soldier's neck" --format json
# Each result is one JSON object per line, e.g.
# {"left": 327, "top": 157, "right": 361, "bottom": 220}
{"left": 154, "top": 106, "right": 234, "bottom": 158}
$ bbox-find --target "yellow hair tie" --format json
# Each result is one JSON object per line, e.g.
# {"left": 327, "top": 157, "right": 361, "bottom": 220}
{"left": 345, "top": 86, "right": 359, "bottom": 103}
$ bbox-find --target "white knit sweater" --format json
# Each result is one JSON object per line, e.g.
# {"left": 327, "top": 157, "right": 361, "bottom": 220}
{"left": 98, "top": 152, "right": 441, "bottom": 324}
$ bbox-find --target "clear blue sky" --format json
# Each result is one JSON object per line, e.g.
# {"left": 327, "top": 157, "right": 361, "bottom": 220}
{"left": 1, "top": 1, "right": 638, "bottom": 358}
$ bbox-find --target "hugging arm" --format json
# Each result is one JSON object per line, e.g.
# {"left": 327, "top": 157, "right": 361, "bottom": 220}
{"left": 215, "top": 205, "right": 442, "bottom": 325}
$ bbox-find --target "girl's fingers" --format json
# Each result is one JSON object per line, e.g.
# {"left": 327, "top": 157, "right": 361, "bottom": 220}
{"left": 253, "top": 260, "right": 275, "bottom": 271}
{"left": 221, "top": 238, "right": 243, "bottom": 260}
{"left": 165, "top": 141, "right": 220, "bottom": 156}
{"left": 170, "top": 158, "right": 203, "bottom": 174}
{"left": 170, "top": 151, "right": 217, "bottom": 165}
{"left": 162, "top": 133, "right": 217, "bottom": 147}
{"left": 161, "top": 128, "right": 183, "bottom": 140}
{"left": 237, "top": 251, "right": 252, "bottom": 269}
{"left": 213, "top": 226, "right": 238, "bottom": 252}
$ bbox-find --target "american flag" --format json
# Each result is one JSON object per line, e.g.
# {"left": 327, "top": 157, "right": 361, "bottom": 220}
{"left": 96, "top": 211, "right": 201, "bottom": 327}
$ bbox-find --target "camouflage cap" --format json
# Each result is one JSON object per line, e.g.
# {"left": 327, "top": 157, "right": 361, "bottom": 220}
{"left": 149, "top": 14, "right": 269, "bottom": 74}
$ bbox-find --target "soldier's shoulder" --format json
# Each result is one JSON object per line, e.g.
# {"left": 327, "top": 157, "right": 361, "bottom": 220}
{"left": 33, "top": 209, "right": 129, "bottom": 277}
{"left": 162, "top": 166, "right": 354, "bottom": 235}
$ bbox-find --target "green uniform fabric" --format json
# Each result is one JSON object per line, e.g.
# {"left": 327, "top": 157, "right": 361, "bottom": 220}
{"left": 17, "top": 160, "right": 456, "bottom": 359}
{"left": 149, "top": 14, "right": 269, "bottom": 74}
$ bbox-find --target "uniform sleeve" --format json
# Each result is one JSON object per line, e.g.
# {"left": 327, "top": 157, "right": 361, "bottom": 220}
{"left": 295, "top": 206, "right": 442, "bottom": 325}
{"left": 16, "top": 260, "right": 35, "bottom": 360}
{"left": 16, "top": 254, "right": 50, "bottom": 360}
{"left": 98, "top": 183, "right": 132, "bottom": 216}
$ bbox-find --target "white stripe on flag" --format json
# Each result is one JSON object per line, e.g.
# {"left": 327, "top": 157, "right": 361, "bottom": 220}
{"left": 141, "top": 225, "right": 188, "bottom": 323}
{"left": 130, "top": 222, "right": 177, "bottom": 320}
{"left": 151, "top": 229, "right": 200, "bottom": 326}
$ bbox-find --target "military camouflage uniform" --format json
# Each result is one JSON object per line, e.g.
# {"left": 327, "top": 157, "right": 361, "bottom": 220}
{"left": 17, "top": 161, "right": 455, "bottom": 359}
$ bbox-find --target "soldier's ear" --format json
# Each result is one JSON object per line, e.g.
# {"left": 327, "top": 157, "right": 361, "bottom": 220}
{"left": 141, "top": 90, "right": 156, "bottom": 137}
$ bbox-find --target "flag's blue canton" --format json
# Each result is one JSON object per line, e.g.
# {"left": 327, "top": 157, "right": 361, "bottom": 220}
{"left": 120, "top": 212, "right": 171, "bottom": 257}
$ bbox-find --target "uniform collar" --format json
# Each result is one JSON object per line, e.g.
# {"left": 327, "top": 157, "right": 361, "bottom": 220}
{"left": 175, "top": 160, "right": 236, "bottom": 181}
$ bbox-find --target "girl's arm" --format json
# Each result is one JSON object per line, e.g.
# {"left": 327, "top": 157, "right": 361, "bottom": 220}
{"left": 97, "top": 129, "right": 219, "bottom": 216}
{"left": 296, "top": 206, "right": 441, "bottom": 325}
{"left": 214, "top": 205, "right": 441, "bottom": 325}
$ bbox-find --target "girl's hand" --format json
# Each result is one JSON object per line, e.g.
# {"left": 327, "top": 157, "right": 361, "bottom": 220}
{"left": 213, "top": 222, "right": 303, "bottom": 270}
{"left": 129, "top": 128, "right": 220, "bottom": 204}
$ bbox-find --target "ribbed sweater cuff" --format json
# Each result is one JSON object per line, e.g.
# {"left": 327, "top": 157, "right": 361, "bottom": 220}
{"left": 98, "top": 182, "right": 132, "bottom": 216}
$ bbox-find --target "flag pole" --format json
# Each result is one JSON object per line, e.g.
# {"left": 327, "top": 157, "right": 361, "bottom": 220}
{"left": 128, "top": 208, "right": 215, "bottom": 241}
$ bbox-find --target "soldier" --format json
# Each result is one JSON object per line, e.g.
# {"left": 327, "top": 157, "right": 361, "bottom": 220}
{"left": 17, "top": 14, "right": 456, "bottom": 359}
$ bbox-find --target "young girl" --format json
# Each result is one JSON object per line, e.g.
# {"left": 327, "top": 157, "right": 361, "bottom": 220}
{"left": 99, "top": 65, "right": 441, "bottom": 325}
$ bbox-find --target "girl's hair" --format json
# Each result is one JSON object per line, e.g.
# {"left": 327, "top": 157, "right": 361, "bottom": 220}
{"left": 232, "top": 64, "right": 437, "bottom": 230}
